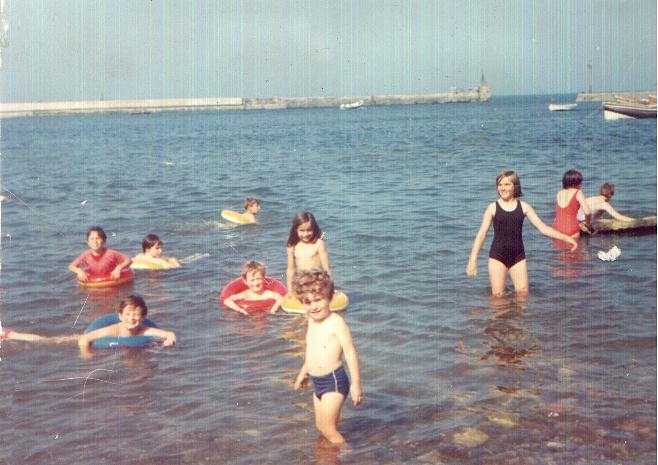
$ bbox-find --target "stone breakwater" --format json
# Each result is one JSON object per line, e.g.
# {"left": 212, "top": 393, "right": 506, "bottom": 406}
{"left": 0, "top": 86, "right": 491, "bottom": 118}
{"left": 576, "top": 90, "right": 655, "bottom": 102}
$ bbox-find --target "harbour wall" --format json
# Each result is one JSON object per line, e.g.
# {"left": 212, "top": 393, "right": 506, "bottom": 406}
{"left": 0, "top": 86, "right": 492, "bottom": 118}
{"left": 576, "top": 90, "right": 655, "bottom": 102}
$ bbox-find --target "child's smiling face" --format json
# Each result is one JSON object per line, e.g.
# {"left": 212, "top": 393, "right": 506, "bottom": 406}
{"left": 146, "top": 242, "right": 163, "bottom": 258}
{"left": 300, "top": 293, "right": 331, "bottom": 321}
{"left": 244, "top": 270, "right": 264, "bottom": 293}
{"left": 497, "top": 176, "right": 516, "bottom": 200}
{"left": 296, "top": 221, "right": 315, "bottom": 243}
{"left": 118, "top": 305, "right": 146, "bottom": 332}
{"left": 87, "top": 231, "right": 106, "bottom": 253}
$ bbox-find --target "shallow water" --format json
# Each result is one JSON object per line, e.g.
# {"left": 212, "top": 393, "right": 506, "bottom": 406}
{"left": 0, "top": 96, "right": 655, "bottom": 464}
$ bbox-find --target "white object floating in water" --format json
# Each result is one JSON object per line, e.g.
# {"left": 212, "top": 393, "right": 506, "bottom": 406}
{"left": 597, "top": 245, "right": 621, "bottom": 262}
{"left": 80, "top": 200, "right": 88, "bottom": 206}
{"left": 163, "top": 161, "right": 174, "bottom": 166}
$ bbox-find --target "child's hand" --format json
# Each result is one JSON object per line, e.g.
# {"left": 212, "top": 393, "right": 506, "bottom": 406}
{"left": 568, "top": 238, "right": 578, "bottom": 252}
{"left": 294, "top": 372, "right": 308, "bottom": 390}
{"left": 465, "top": 260, "right": 477, "bottom": 277}
{"left": 110, "top": 267, "right": 122, "bottom": 280}
{"left": 162, "top": 332, "right": 177, "bottom": 347}
{"left": 76, "top": 270, "right": 89, "bottom": 282}
{"left": 350, "top": 383, "right": 363, "bottom": 406}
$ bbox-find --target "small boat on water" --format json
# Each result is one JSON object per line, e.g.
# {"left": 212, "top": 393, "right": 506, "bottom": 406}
{"left": 581, "top": 216, "right": 657, "bottom": 235}
{"left": 603, "top": 102, "right": 657, "bottom": 120}
{"left": 548, "top": 103, "right": 577, "bottom": 111}
{"left": 339, "top": 100, "right": 364, "bottom": 110}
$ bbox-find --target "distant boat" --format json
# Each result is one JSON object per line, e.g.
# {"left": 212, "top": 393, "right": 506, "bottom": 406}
{"left": 548, "top": 103, "right": 577, "bottom": 111}
{"left": 130, "top": 110, "right": 152, "bottom": 115}
{"left": 603, "top": 102, "right": 657, "bottom": 120}
{"left": 339, "top": 100, "right": 364, "bottom": 110}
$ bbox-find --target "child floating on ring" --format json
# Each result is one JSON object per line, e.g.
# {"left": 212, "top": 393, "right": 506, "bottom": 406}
{"left": 221, "top": 198, "right": 261, "bottom": 225}
{"left": 292, "top": 269, "right": 363, "bottom": 445}
{"left": 68, "top": 226, "right": 132, "bottom": 282}
{"left": 131, "top": 234, "right": 182, "bottom": 270}
{"left": 466, "top": 170, "right": 577, "bottom": 297}
{"left": 0, "top": 295, "right": 176, "bottom": 358}
{"left": 222, "top": 261, "right": 285, "bottom": 315}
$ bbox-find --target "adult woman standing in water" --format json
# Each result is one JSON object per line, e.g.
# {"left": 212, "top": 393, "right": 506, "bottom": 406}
{"left": 466, "top": 170, "right": 577, "bottom": 297}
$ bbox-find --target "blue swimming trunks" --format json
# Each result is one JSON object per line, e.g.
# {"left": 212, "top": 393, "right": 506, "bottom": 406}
{"left": 310, "top": 365, "right": 350, "bottom": 400}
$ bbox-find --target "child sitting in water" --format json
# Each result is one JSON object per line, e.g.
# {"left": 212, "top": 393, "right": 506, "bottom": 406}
{"left": 553, "top": 169, "right": 591, "bottom": 241}
{"left": 293, "top": 269, "right": 362, "bottom": 445}
{"left": 467, "top": 170, "right": 578, "bottom": 297}
{"left": 68, "top": 226, "right": 131, "bottom": 282}
{"left": 131, "top": 234, "right": 181, "bottom": 269}
{"left": 286, "top": 212, "right": 331, "bottom": 292}
{"left": 223, "top": 261, "right": 284, "bottom": 315}
{"left": 577, "top": 182, "right": 634, "bottom": 228}
{"left": 78, "top": 295, "right": 176, "bottom": 356}
{"left": 1, "top": 295, "right": 176, "bottom": 357}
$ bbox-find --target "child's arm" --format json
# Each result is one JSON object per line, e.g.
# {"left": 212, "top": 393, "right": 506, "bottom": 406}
{"left": 110, "top": 253, "right": 132, "bottom": 279}
{"left": 1, "top": 329, "right": 46, "bottom": 342}
{"left": 466, "top": 203, "right": 495, "bottom": 277}
{"left": 576, "top": 190, "right": 592, "bottom": 228}
{"left": 523, "top": 203, "right": 578, "bottom": 251}
{"left": 267, "top": 291, "right": 284, "bottom": 314}
{"left": 242, "top": 212, "right": 257, "bottom": 224}
{"left": 143, "top": 327, "right": 177, "bottom": 346}
{"left": 601, "top": 202, "right": 634, "bottom": 222}
{"left": 286, "top": 246, "right": 296, "bottom": 291}
{"left": 165, "top": 257, "right": 182, "bottom": 268}
{"left": 68, "top": 254, "right": 89, "bottom": 282}
{"left": 294, "top": 361, "right": 309, "bottom": 389}
{"left": 223, "top": 291, "right": 250, "bottom": 316}
{"left": 335, "top": 317, "right": 363, "bottom": 406}
{"left": 317, "top": 239, "right": 332, "bottom": 277}
{"left": 77, "top": 325, "right": 116, "bottom": 357}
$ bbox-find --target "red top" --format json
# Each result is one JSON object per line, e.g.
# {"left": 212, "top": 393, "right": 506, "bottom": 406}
{"left": 553, "top": 190, "right": 581, "bottom": 236}
{"left": 71, "top": 249, "right": 128, "bottom": 278}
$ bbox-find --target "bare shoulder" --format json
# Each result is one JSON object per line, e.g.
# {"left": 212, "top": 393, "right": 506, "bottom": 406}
{"left": 520, "top": 200, "right": 534, "bottom": 214}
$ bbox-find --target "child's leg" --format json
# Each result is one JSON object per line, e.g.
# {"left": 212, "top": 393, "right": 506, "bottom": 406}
{"left": 313, "top": 392, "right": 346, "bottom": 444}
{"left": 487, "top": 258, "right": 508, "bottom": 297}
{"left": 508, "top": 259, "right": 529, "bottom": 297}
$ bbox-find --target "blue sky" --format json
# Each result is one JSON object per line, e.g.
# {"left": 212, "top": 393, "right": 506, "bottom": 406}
{"left": 2, "top": 0, "right": 656, "bottom": 102}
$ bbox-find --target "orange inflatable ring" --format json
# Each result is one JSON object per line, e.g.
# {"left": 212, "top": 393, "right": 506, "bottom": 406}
{"left": 78, "top": 268, "right": 135, "bottom": 288}
{"left": 219, "top": 276, "right": 287, "bottom": 314}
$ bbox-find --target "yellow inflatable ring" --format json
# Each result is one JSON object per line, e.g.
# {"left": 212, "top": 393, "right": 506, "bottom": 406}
{"left": 281, "top": 290, "right": 349, "bottom": 314}
{"left": 221, "top": 209, "right": 251, "bottom": 225}
{"left": 130, "top": 260, "right": 170, "bottom": 270}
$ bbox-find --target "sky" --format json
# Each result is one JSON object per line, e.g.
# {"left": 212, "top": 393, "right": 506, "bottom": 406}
{"left": 1, "top": 0, "right": 656, "bottom": 102}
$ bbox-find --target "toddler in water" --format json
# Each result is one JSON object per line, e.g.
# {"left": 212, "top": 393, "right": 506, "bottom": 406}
{"left": 68, "top": 226, "right": 131, "bottom": 282}
{"left": 131, "top": 234, "right": 181, "bottom": 269}
{"left": 286, "top": 212, "right": 331, "bottom": 291}
{"left": 293, "top": 269, "right": 362, "bottom": 445}
{"left": 578, "top": 182, "right": 634, "bottom": 226}
{"left": 0, "top": 295, "right": 176, "bottom": 357}
{"left": 553, "top": 169, "right": 591, "bottom": 241}
{"left": 223, "top": 261, "right": 284, "bottom": 315}
{"left": 466, "top": 170, "right": 577, "bottom": 297}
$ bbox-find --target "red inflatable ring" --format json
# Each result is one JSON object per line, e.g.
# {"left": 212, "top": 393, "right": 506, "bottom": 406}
{"left": 78, "top": 268, "right": 135, "bottom": 289}
{"left": 219, "top": 277, "right": 287, "bottom": 314}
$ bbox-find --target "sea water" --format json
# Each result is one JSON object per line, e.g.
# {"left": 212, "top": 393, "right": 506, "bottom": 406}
{"left": 0, "top": 96, "right": 655, "bottom": 464}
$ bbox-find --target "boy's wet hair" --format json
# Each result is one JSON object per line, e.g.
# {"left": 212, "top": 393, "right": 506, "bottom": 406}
{"left": 599, "top": 182, "right": 615, "bottom": 200}
{"left": 287, "top": 211, "right": 322, "bottom": 247}
{"left": 495, "top": 170, "right": 522, "bottom": 198}
{"left": 87, "top": 226, "right": 107, "bottom": 242}
{"left": 142, "top": 233, "right": 162, "bottom": 252}
{"left": 241, "top": 260, "right": 266, "bottom": 278}
{"left": 292, "top": 269, "right": 334, "bottom": 300}
{"left": 562, "top": 169, "right": 583, "bottom": 188}
{"left": 244, "top": 197, "right": 261, "bottom": 209}
{"left": 118, "top": 295, "right": 148, "bottom": 317}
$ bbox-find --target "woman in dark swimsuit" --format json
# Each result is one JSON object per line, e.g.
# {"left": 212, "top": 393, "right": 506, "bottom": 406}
{"left": 466, "top": 170, "right": 577, "bottom": 297}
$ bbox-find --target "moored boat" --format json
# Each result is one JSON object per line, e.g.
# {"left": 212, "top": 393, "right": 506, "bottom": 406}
{"left": 548, "top": 103, "right": 577, "bottom": 111}
{"left": 340, "top": 100, "right": 364, "bottom": 110}
{"left": 603, "top": 102, "right": 657, "bottom": 120}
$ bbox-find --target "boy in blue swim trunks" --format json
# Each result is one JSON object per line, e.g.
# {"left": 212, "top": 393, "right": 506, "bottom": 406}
{"left": 293, "top": 269, "right": 363, "bottom": 445}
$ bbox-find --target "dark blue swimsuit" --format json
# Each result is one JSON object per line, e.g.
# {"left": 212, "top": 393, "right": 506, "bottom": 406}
{"left": 310, "top": 365, "right": 350, "bottom": 400}
{"left": 489, "top": 200, "right": 526, "bottom": 269}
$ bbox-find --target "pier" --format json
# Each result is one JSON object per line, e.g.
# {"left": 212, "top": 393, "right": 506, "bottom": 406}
{"left": 0, "top": 86, "right": 492, "bottom": 118}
